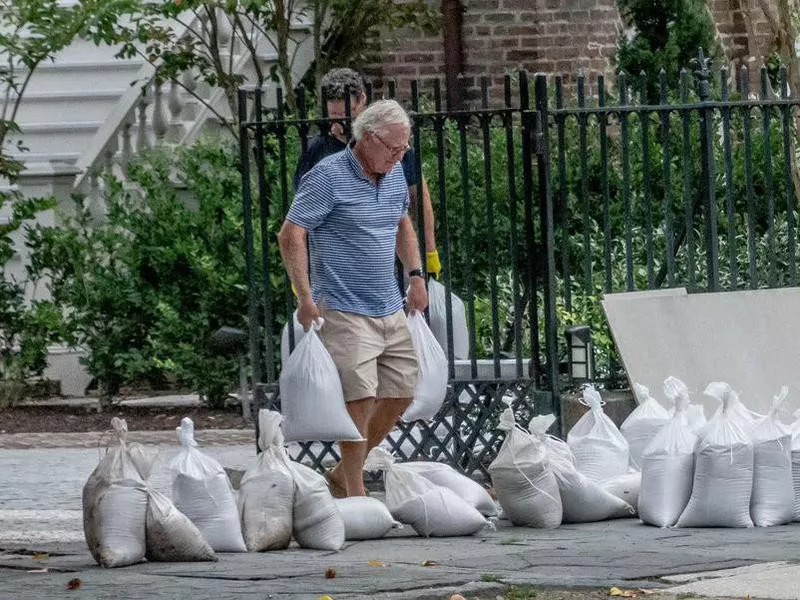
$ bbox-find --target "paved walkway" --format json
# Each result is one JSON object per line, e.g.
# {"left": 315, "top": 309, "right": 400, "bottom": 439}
{"left": 0, "top": 428, "right": 254, "bottom": 449}
{"left": 3, "top": 519, "right": 800, "bottom": 600}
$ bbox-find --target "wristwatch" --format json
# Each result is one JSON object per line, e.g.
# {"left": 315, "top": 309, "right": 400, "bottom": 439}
{"left": 408, "top": 268, "right": 424, "bottom": 279}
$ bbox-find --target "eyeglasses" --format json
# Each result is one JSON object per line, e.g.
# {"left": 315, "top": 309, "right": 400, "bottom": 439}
{"left": 372, "top": 131, "right": 411, "bottom": 156}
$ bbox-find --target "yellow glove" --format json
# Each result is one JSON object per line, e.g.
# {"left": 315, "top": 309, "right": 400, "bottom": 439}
{"left": 291, "top": 282, "right": 298, "bottom": 298}
{"left": 426, "top": 249, "right": 442, "bottom": 279}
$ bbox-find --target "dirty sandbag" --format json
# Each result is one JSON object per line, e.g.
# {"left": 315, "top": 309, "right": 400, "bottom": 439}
{"left": 82, "top": 418, "right": 148, "bottom": 568}
{"left": 567, "top": 386, "right": 629, "bottom": 483}
{"left": 427, "top": 279, "right": 469, "bottom": 360}
{"left": 750, "top": 387, "right": 793, "bottom": 527}
{"left": 402, "top": 312, "right": 449, "bottom": 422}
{"left": 334, "top": 496, "right": 401, "bottom": 540}
{"left": 279, "top": 319, "right": 362, "bottom": 443}
{"left": 170, "top": 418, "right": 246, "bottom": 552}
{"left": 620, "top": 383, "right": 670, "bottom": 470}
{"left": 288, "top": 462, "right": 345, "bottom": 550}
{"left": 675, "top": 382, "right": 754, "bottom": 528}
{"left": 239, "top": 410, "right": 295, "bottom": 551}
{"left": 638, "top": 386, "right": 696, "bottom": 528}
{"left": 365, "top": 447, "right": 488, "bottom": 537}
{"left": 488, "top": 408, "right": 562, "bottom": 528}
{"left": 145, "top": 489, "right": 216, "bottom": 562}
{"left": 280, "top": 310, "right": 306, "bottom": 366}
{"left": 126, "top": 441, "right": 159, "bottom": 480}
{"left": 404, "top": 461, "right": 497, "bottom": 516}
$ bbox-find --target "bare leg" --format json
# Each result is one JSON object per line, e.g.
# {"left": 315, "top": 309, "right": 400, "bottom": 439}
{"left": 332, "top": 397, "right": 375, "bottom": 497}
{"left": 366, "top": 397, "right": 412, "bottom": 453}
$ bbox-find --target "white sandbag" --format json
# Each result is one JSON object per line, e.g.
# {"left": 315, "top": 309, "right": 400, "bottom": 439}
{"left": 127, "top": 442, "right": 159, "bottom": 480}
{"left": 405, "top": 461, "right": 497, "bottom": 516}
{"left": 792, "top": 410, "right": 800, "bottom": 522}
{"left": 365, "top": 447, "right": 488, "bottom": 537}
{"left": 334, "top": 497, "right": 401, "bottom": 540}
{"left": 489, "top": 409, "right": 562, "bottom": 528}
{"left": 428, "top": 278, "right": 469, "bottom": 360}
{"left": 549, "top": 444, "right": 633, "bottom": 523}
{"left": 238, "top": 410, "right": 295, "bottom": 551}
{"left": 279, "top": 319, "right": 362, "bottom": 442}
{"left": 82, "top": 418, "right": 148, "bottom": 568}
{"left": 749, "top": 387, "right": 793, "bottom": 527}
{"left": 402, "top": 311, "right": 448, "bottom": 422}
{"left": 145, "top": 489, "right": 216, "bottom": 562}
{"left": 567, "top": 386, "right": 629, "bottom": 482}
{"left": 664, "top": 376, "right": 707, "bottom": 433}
{"left": 289, "top": 462, "right": 345, "bottom": 550}
{"left": 528, "top": 414, "right": 575, "bottom": 466}
{"left": 638, "top": 388, "right": 697, "bottom": 528}
{"left": 705, "top": 381, "right": 763, "bottom": 426}
{"left": 280, "top": 310, "right": 306, "bottom": 366}
{"left": 675, "top": 382, "right": 754, "bottom": 528}
{"left": 170, "top": 418, "right": 246, "bottom": 552}
{"left": 603, "top": 472, "right": 641, "bottom": 508}
{"left": 621, "top": 383, "right": 670, "bottom": 470}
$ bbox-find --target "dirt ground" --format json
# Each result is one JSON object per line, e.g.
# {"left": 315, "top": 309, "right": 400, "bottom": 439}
{"left": 0, "top": 403, "right": 249, "bottom": 434}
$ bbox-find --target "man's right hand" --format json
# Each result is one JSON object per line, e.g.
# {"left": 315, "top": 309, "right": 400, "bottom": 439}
{"left": 297, "top": 295, "right": 321, "bottom": 331}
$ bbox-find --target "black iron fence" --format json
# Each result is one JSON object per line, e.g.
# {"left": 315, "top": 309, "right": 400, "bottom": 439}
{"left": 238, "top": 51, "right": 800, "bottom": 478}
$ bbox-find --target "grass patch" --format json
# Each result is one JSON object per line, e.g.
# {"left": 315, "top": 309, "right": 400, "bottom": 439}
{"left": 505, "top": 585, "right": 537, "bottom": 599}
{"left": 481, "top": 573, "right": 500, "bottom": 582}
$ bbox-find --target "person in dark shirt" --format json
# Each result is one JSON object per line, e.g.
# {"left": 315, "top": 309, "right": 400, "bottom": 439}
{"left": 294, "top": 68, "right": 441, "bottom": 278}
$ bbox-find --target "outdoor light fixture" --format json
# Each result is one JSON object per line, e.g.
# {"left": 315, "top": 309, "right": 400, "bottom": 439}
{"left": 564, "top": 325, "right": 594, "bottom": 383}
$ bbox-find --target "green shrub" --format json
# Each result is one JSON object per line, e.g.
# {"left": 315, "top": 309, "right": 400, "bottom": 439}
{"left": 27, "top": 139, "right": 265, "bottom": 407}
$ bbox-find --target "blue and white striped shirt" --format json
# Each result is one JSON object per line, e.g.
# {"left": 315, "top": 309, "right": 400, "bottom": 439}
{"left": 286, "top": 143, "right": 410, "bottom": 317}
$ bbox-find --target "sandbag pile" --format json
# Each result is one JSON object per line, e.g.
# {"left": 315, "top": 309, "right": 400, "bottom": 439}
{"left": 792, "top": 410, "right": 800, "bottom": 522}
{"left": 365, "top": 447, "right": 489, "bottom": 537}
{"left": 334, "top": 496, "right": 401, "bottom": 540}
{"left": 488, "top": 409, "right": 562, "bottom": 528}
{"left": 83, "top": 418, "right": 217, "bottom": 568}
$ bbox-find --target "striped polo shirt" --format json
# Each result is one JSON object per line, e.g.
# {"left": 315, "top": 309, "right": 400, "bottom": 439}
{"left": 286, "top": 143, "right": 410, "bottom": 317}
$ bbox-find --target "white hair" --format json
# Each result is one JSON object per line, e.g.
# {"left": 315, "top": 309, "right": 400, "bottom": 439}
{"left": 352, "top": 99, "right": 410, "bottom": 141}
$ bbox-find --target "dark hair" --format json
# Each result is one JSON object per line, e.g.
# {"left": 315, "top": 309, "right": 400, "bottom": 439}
{"left": 320, "top": 68, "right": 365, "bottom": 101}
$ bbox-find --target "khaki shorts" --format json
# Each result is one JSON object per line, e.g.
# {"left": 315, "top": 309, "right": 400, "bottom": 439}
{"left": 318, "top": 309, "right": 418, "bottom": 402}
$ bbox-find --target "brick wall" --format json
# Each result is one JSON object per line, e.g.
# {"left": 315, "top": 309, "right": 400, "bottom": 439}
{"left": 367, "top": 0, "right": 622, "bottom": 105}
{"left": 365, "top": 0, "right": 780, "bottom": 105}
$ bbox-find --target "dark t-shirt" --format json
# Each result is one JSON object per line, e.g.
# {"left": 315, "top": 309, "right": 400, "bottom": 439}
{"left": 293, "top": 134, "right": 419, "bottom": 190}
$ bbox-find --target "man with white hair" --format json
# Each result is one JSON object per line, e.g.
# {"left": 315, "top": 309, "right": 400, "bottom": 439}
{"left": 294, "top": 68, "right": 441, "bottom": 279}
{"left": 278, "top": 99, "right": 428, "bottom": 497}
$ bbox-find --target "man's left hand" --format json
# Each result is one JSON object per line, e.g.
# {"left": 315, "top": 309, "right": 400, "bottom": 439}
{"left": 406, "top": 276, "right": 428, "bottom": 313}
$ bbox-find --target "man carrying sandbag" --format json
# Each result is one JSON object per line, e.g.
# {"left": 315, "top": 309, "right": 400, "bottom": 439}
{"left": 278, "top": 99, "right": 428, "bottom": 497}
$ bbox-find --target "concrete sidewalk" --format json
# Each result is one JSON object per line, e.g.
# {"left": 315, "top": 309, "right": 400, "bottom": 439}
{"left": 2, "top": 518, "right": 800, "bottom": 600}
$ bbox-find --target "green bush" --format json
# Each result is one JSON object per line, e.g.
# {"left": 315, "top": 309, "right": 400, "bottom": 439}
{"left": 27, "top": 140, "right": 261, "bottom": 407}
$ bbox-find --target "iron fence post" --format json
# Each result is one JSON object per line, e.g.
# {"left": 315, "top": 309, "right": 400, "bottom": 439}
{"left": 534, "top": 74, "right": 561, "bottom": 425}
{"left": 695, "top": 48, "right": 720, "bottom": 291}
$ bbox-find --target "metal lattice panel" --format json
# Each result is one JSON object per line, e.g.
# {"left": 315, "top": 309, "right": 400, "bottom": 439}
{"left": 255, "top": 379, "right": 554, "bottom": 481}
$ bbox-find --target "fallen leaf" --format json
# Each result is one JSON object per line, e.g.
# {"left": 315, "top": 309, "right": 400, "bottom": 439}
{"left": 421, "top": 560, "right": 439, "bottom": 567}
{"left": 325, "top": 567, "right": 336, "bottom": 579}
{"left": 66, "top": 578, "right": 82, "bottom": 590}
{"left": 449, "top": 595, "right": 467, "bottom": 600}
{"left": 32, "top": 553, "right": 48, "bottom": 560}
{"left": 367, "top": 560, "right": 387, "bottom": 567}
{"left": 318, "top": 596, "right": 333, "bottom": 600}
{"left": 637, "top": 590, "right": 657, "bottom": 596}
{"left": 609, "top": 587, "right": 637, "bottom": 598}
{"left": 27, "top": 568, "right": 48, "bottom": 573}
